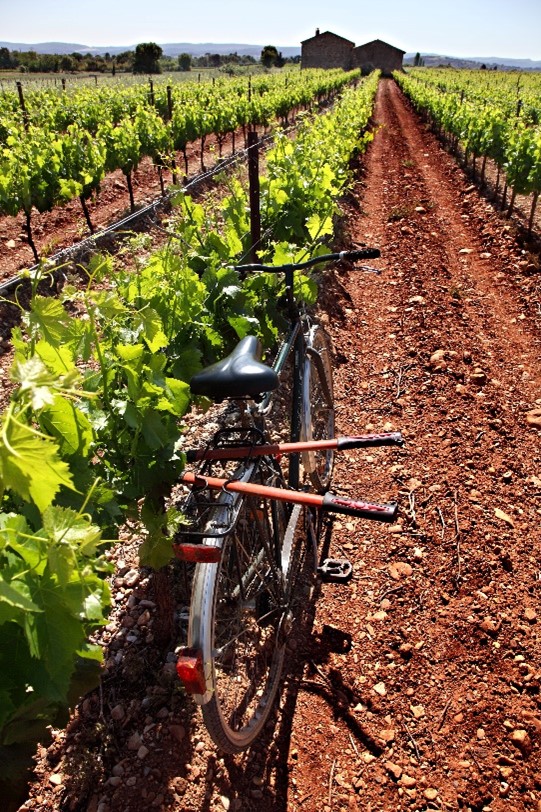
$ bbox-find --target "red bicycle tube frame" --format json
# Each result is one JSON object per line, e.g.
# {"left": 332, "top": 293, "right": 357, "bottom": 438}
{"left": 185, "top": 432, "right": 403, "bottom": 462}
{"left": 180, "top": 472, "right": 397, "bottom": 523}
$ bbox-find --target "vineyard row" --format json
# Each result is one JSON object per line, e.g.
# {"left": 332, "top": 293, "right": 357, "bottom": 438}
{"left": 396, "top": 69, "right": 541, "bottom": 232}
{"left": 0, "top": 69, "right": 360, "bottom": 262}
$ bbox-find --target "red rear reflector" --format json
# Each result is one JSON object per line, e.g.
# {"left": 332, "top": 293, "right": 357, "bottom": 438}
{"left": 176, "top": 648, "right": 207, "bottom": 694}
{"left": 173, "top": 543, "right": 221, "bottom": 563}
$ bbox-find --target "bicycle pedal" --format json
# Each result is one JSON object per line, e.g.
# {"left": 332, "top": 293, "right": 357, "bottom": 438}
{"left": 317, "top": 558, "right": 353, "bottom": 583}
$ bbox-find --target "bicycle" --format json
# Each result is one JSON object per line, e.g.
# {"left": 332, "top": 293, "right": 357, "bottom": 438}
{"left": 173, "top": 248, "right": 403, "bottom": 753}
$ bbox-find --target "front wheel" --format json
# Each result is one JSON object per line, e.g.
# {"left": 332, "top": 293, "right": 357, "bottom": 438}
{"left": 301, "top": 325, "right": 335, "bottom": 493}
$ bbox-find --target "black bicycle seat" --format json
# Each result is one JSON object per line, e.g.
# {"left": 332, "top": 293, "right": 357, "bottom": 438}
{"left": 190, "top": 335, "right": 279, "bottom": 400}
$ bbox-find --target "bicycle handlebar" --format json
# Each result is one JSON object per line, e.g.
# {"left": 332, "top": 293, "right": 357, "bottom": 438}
{"left": 233, "top": 248, "right": 380, "bottom": 274}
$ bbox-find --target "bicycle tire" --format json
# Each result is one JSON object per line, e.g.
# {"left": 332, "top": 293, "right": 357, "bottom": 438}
{"left": 188, "top": 460, "right": 299, "bottom": 753}
{"left": 301, "top": 325, "right": 335, "bottom": 493}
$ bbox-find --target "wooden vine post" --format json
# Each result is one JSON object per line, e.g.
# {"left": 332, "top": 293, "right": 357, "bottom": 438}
{"left": 16, "top": 81, "right": 29, "bottom": 130}
{"left": 247, "top": 131, "right": 261, "bottom": 264}
{"left": 166, "top": 85, "right": 179, "bottom": 185}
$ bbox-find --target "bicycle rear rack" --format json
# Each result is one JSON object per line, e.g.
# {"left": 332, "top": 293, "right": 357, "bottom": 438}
{"left": 174, "top": 427, "right": 268, "bottom": 544}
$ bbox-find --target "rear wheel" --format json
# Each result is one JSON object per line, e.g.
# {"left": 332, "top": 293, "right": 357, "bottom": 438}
{"left": 301, "top": 326, "right": 335, "bottom": 493}
{"left": 189, "top": 461, "right": 298, "bottom": 753}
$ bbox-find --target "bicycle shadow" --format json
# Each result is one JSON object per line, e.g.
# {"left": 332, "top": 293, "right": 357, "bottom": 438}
{"left": 209, "top": 518, "right": 384, "bottom": 812}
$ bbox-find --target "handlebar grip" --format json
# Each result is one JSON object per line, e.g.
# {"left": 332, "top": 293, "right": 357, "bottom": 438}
{"left": 322, "top": 494, "right": 398, "bottom": 522}
{"left": 337, "top": 432, "right": 403, "bottom": 450}
{"left": 341, "top": 248, "right": 381, "bottom": 261}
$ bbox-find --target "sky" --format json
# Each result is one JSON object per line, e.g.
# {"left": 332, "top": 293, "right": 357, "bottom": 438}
{"left": 1, "top": 0, "right": 540, "bottom": 61}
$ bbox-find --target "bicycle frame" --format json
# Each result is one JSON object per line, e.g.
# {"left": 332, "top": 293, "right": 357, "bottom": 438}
{"left": 174, "top": 248, "right": 392, "bottom": 744}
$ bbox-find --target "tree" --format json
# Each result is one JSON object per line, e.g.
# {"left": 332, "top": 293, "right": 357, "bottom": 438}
{"left": 60, "top": 54, "right": 76, "bottom": 72}
{"left": 178, "top": 53, "right": 192, "bottom": 71}
{"left": 0, "top": 47, "right": 13, "bottom": 69}
{"left": 133, "top": 42, "right": 163, "bottom": 74}
{"left": 261, "top": 45, "right": 279, "bottom": 68}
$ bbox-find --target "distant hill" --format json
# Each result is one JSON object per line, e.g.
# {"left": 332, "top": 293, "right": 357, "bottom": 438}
{"left": 404, "top": 52, "right": 541, "bottom": 71}
{"left": 0, "top": 41, "right": 301, "bottom": 59}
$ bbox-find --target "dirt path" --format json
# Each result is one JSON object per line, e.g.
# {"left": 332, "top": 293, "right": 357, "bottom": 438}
{"left": 19, "top": 79, "right": 541, "bottom": 812}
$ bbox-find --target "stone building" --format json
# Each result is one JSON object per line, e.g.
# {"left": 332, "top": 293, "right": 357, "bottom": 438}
{"left": 301, "top": 29, "right": 355, "bottom": 70}
{"left": 301, "top": 29, "right": 405, "bottom": 75}
{"left": 352, "top": 39, "right": 405, "bottom": 75}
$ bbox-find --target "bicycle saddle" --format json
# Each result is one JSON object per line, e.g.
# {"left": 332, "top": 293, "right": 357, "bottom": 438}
{"left": 190, "top": 335, "right": 279, "bottom": 400}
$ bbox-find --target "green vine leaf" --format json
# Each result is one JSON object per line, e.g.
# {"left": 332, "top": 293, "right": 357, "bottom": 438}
{"left": 0, "top": 417, "right": 74, "bottom": 512}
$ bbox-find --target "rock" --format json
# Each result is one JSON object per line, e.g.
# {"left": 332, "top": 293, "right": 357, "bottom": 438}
{"left": 479, "top": 617, "right": 500, "bottom": 636}
{"left": 429, "top": 349, "right": 447, "bottom": 370}
{"left": 369, "top": 610, "right": 388, "bottom": 621}
{"left": 524, "top": 607, "right": 537, "bottom": 623}
{"left": 169, "top": 724, "right": 186, "bottom": 743}
{"left": 526, "top": 409, "right": 541, "bottom": 429}
{"left": 509, "top": 729, "right": 532, "bottom": 755}
{"left": 379, "top": 728, "right": 396, "bottom": 744}
{"left": 373, "top": 682, "right": 387, "bottom": 696}
{"left": 107, "top": 776, "right": 122, "bottom": 787}
{"left": 220, "top": 797, "right": 230, "bottom": 811}
{"left": 410, "top": 704, "right": 425, "bottom": 719}
{"left": 111, "top": 704, "right": 125, "bottom": 721}
{"left": 127, "top": 731, "right": 142, "bottom": 750}
{"left": 494, "top": 508, "right": 514, "bottom": 527}
{"left": 384, "top": 761, "right": 402, "bottom": 780}
{"left": 5, "top": 239, "right": 17, "bottom": 249}
{"left": 137, "top": 609, "right": 151, "bottom": 627}
{"left": 522, "top": 711, "right": 541, "bottom": 737}
{"left": 49, "top": 774, "right": 63, "bottom": 786}
{"left": 424, "top": 788, "right": 439, "bottom": 800}
{"left": 137, "top": 745, "right": 150, "bottom": 759}
{"left": 123, "top": 569, "right": 140, "bottom": 587}
{"left": 389, "top": 561, "right": 413, "bottom": 580}
{"left": 400, "top": 774, "right": 416, "bottom": 788}
{"left": 470, "top": 368, "right": 487, "bottom": 385}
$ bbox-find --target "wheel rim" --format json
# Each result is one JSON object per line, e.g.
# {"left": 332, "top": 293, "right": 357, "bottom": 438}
{"left": 202, "top": 491, "right": 288, "bottom": 750}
